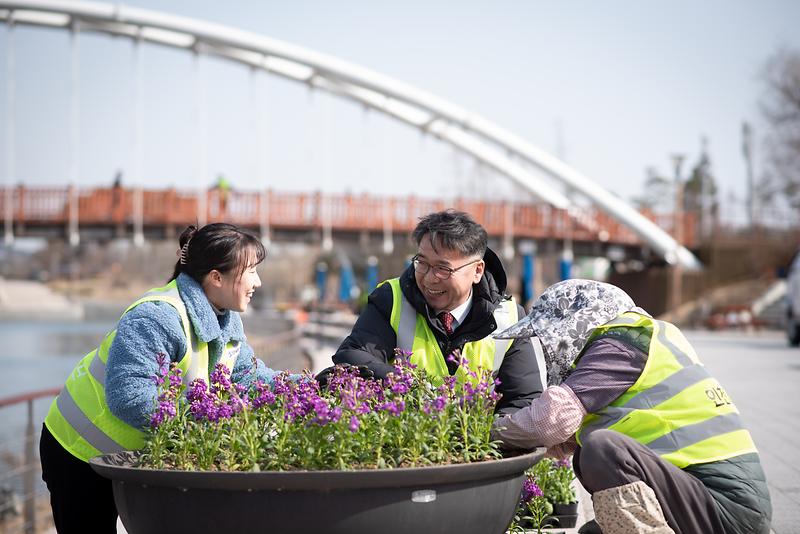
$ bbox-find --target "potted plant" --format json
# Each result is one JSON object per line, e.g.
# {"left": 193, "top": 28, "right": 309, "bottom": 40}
{"left": 547, "top": 458, "right": 579, "bottom": 527}
{"left": 509, "top": 457, "right": 579, "bottom": 532}
{"left": 90, "top": 353, "right": 543, "bottom": 534}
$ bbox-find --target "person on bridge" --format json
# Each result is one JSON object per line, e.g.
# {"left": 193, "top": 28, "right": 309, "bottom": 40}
{"left": 40, "top": 223, "right": 293, "bottom": 533}
{"left": 491, "top": 279, "right": 771, "bottom": 534}
{"left": 322, "top": 209, "right": 546, "bottom": 415}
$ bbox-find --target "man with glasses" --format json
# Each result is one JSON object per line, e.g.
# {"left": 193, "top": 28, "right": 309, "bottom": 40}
{"left": 327, "top": 209, "right": 545, "bottom": 414}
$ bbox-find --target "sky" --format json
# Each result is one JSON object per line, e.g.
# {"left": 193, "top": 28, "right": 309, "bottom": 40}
{"left": 1, "top": 0, "right": 799, "bottom": 216}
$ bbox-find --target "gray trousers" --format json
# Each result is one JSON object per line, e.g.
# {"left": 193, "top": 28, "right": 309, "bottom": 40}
{"left": 574, "top": 430, "right": 726, "bottom": 534}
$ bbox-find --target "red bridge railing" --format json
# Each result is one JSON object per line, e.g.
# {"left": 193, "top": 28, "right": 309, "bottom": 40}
{"left": 0, "top": 186, "right": 697, "bottom": 247}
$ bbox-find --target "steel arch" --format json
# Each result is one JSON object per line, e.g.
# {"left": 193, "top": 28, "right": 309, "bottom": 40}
{"left": 0, "top": 0, "right": 701, "bottom": 269}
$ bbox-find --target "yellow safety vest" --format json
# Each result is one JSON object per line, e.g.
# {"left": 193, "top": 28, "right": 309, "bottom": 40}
{"left": 575, "top": 311, "right": 758, "bottom": 468}
{"left": 44, "top": 280, "right": 240, "bottom": 462}
{"left": 384, "top": 278, "right": 518, "bottom": 385}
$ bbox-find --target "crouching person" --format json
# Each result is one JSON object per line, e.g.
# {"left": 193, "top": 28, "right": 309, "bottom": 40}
{"left": 492, "top": 279, "right": 771, "bottom": 534}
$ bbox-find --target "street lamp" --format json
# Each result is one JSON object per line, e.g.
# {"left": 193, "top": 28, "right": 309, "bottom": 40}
{"left": 670, "top": 154, "right": 685, "bottom": 313}
{"left": 741, "top": 122, "right": 755, "bottom": 229}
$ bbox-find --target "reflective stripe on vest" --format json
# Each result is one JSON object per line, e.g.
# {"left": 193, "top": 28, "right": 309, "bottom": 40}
{"left": 44, "top": 280, "right": 240, "bottom": 462}
{"left": 384, "top": 278, "right": 518, "bottom": 384}
{"left": 576, "top": 312, "right": 757, "bottom": 468}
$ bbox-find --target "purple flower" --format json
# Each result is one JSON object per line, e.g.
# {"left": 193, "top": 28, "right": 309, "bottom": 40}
{"left": 149, "top": 399, "right": 177, "bottom": 428}
{"left": 216, "top": 403, "right": 234, "bottom": 420}
{"left": 251, "top": 380, "right": 276, "bottom": 409}
{"left": 187, "top": 379, "right": 213, "bottom": 420}
{"left": 377, "top": 400, "right": 405, "bottom": 416}
{"left": 152, "top": 352, "right": 170, "bottom": 386}
{"left": 521, "top": 478, "right": 543, "bottom": 503}
{"left": 440, "top": 376, "right": 457, "bottom": 392}
{"left": 187, "top": 379, "right": 208, "bottom": 402}
{"left": 348, "top": 415, "right": 360, "bottom": 433}
{"left": 310, "top": 397, "right": 342, "bottom": 425}
{"left": 393, "top": 348, "right": 413, "bottom": 360}
{"left": 210, "top": 363, "right": 233, "bottom": 394}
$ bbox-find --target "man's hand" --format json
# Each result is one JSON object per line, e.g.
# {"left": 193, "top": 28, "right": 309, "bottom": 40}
{"left": 315, "top": 363, "right": 375, "bottom": 388}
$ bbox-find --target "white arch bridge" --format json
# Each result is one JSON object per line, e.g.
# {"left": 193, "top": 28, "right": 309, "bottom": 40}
{"left": 0, "top": 0, "right": 701, "bottom": 270}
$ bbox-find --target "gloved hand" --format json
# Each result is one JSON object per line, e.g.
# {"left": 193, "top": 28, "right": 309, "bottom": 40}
{"left": 315, "top": 363, "right": 375, "bottom": 388}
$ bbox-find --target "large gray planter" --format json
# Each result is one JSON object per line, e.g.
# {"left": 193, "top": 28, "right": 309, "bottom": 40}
{"left": 90, "top": 449, "right": 543, "bottom": 534}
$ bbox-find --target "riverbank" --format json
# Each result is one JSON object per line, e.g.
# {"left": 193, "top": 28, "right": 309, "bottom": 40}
{"left": 0, "top": 277, "right": 84, "bottom": 321}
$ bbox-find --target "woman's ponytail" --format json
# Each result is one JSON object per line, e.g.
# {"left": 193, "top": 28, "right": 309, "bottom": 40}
{"left": 170, "top": 225, "right": 198, "bottom": 281}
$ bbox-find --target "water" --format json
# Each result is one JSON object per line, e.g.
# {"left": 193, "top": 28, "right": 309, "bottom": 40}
{"left": 1, "top": 319, "right": 116, "bottom": 397}
{"left": 0, "top": 313, "right": 309, "bottom": 447}
{"left": 0, "top": 319, "right": 114, "bottom": 443}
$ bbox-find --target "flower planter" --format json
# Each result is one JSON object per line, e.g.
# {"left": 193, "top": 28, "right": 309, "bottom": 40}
{"left": 549, "top": 501, "right": 579, "bottom": 527}
{"left": 90, "top": 449, "right": 544, "bottom": 534}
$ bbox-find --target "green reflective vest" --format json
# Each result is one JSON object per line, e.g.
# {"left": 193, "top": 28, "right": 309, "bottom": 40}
{"left": 575, "top": 311, "right": 758, "bottom": 469}
{"left": 44, "top": 280, "right": 239, "bottom": 462}
{"left": 384, "top": 278, "right": 518, "bottom": 385}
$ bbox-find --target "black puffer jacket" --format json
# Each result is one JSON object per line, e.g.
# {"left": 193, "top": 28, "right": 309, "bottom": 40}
{"left": 687, "top": 453, "right": 772, "bottom": 534}
{"left": 332, "top": 248, "right": 544, "bottom": 414}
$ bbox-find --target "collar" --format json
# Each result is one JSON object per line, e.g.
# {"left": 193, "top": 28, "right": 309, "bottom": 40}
{"left": 444, "top": 290, "right": 472, "bottom": 329}
{"left": 175, "top": 273, "right": 246, "bottom": 343}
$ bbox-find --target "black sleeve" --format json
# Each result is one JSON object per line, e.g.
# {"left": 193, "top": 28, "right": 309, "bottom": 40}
{"left": 494, "top": 303, "right": 546, "bottom": 415}
{"left": 331, "top": 283, "right": 398, "bottom": 379}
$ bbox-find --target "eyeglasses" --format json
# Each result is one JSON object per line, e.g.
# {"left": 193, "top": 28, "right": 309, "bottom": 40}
{"left": 412, "top": 255, "right": 481, "bottom": 280}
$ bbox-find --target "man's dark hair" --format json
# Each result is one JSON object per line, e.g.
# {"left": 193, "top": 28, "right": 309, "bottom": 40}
{"left": 170, "top": 223, "right": 266, "bottom": 283}
{"left": 412, "top": 210, "right": 487, "bottom": 257}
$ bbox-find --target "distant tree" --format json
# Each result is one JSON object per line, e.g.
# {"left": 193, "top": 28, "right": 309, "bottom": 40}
{"left": 632, "top": 167, "right": 673, "bottom": 213}
{"left": 683, "top": 138, "right": 718, "bottom": 236}
{"left": 760, "top": 48, "right": 800, "bottom": 220}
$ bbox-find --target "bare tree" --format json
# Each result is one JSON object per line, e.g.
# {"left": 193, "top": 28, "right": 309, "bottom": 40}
{"left": 684, "top": 139, "right": 718, "bottom": 239}
{"left": 632, "top": 167, "right": 673, "bottom": 213}
{"left": 760, "top": 48, "right": 800, "bottom": 221}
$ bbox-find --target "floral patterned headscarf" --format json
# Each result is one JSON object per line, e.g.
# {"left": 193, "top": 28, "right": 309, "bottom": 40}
{"left": 494, "top": 279, "right": 638, "bottom": 385}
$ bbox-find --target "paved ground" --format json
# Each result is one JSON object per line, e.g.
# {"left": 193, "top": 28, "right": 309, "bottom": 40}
{"left": 546, "top": 329, "right": 797, "bottom": 534}
{"left": 685, "top": 329, "right": 799, "bottom": 534}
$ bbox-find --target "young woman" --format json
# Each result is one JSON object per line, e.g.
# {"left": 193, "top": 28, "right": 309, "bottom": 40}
{"left": 40, "top": 223, "right": 288, "bottom": 533}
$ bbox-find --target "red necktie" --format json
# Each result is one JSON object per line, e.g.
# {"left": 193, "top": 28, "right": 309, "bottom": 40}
{"left": 439, "top": 312, "right": 454, "bottom": 335}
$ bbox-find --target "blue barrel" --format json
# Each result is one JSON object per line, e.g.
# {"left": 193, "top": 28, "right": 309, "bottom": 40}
{"left": 522, "top": 253, "right": 535, "bottom": 305}
{"left": 366, "top": 256, "right": 379, "bottom": 292}
{"left": 559, "top": 250, "right": 573, "bottom": 281}
{"left": 339, "top": 264, "right": 354, "bottom": 302}
{"left": 315, "top": 262, "right": 328, "bottom": 302}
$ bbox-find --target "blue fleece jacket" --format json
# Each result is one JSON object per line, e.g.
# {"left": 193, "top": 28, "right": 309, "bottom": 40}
{"left": 106, "top": 273, "right": 280, "bottom": 429}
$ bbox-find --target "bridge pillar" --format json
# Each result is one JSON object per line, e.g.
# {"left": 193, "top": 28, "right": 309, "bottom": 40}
{"left": 132, "top": 35, "right": 145, "bottom": 247}
{"left": 68, "top": 22, "right": 80, "bottom": 248}
{"left": 260, "top": 189, "right": 271, "bottom": 247}
{"left": 67, "top": 185, "right": 80, "bottom": 248}
{"left": 4, "top": 17, "right": 15, "bottom": 247}
{"left": 382, "top": 198, "right": 394, "bottom": 255}
{"left": 502, "top": 201, "right": 515, "bottom": 260}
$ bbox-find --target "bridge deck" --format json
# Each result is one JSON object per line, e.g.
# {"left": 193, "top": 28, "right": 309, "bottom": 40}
{"left": 1, "top": 186, "right": 696, "bottom": 247}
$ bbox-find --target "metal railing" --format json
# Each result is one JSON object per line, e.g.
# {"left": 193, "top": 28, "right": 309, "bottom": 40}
{"left": 0, "top": 388, "right": 60, "bottom": 534}
{"left": 0, "top": 185, "right": 699, "bottom": 248}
